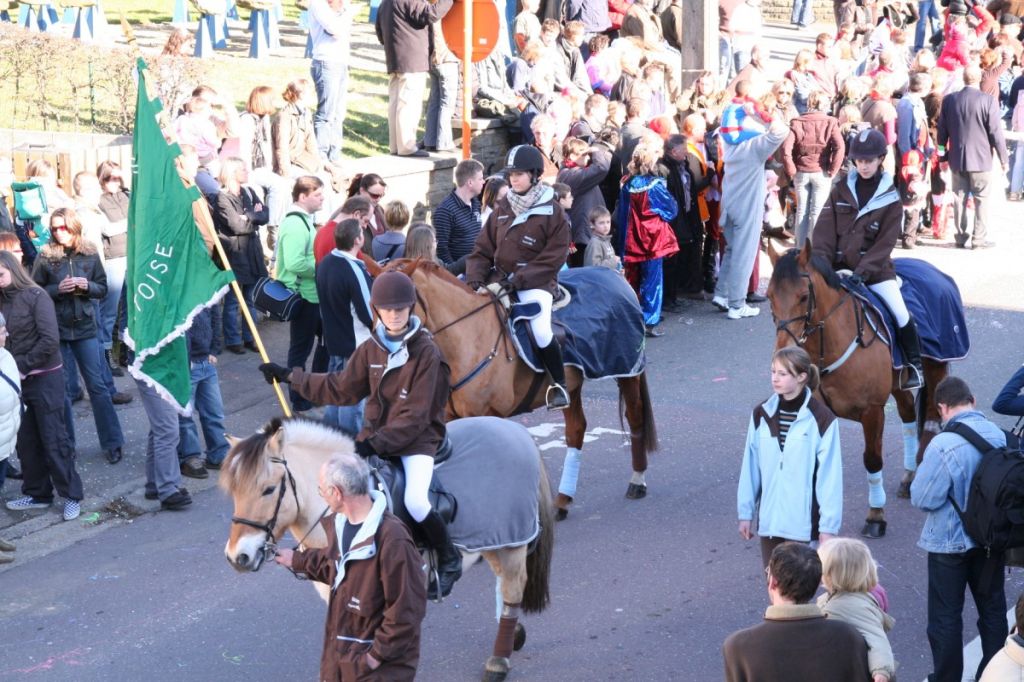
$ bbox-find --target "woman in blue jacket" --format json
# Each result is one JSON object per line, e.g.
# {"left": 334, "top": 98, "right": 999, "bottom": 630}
{"left": 737, "top": 346, "right": 844, "bottom": 568}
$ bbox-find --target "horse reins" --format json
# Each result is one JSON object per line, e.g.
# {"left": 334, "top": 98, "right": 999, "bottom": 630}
{"left": 428, "top": 291, "right": 513, "bottom": 393}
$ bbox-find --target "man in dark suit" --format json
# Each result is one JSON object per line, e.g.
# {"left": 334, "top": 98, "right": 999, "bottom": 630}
{"left": 936, "top": 65, "right": 1009, "bottom": 250}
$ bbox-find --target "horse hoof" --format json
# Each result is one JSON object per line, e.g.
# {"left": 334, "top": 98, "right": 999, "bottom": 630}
{"left": 555, "top": 508, "right": 568, "bottom": 522}
{"left": 483, "top": 656, "right": 510, "bottom": 682}
{"left": 897, "top": 481, "right": 911, "bottom": 499}
{"left": 513, "top": 622, "right": 526, "bottom": 652}
{"left": 625, "top": 482, "right": 647, "bottom": 499}
{"left": 861, "top": 520, "right": 887, "bottom": 539}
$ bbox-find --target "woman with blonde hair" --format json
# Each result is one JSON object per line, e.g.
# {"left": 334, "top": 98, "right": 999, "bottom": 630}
{"left": 785, "top": 49, "right": 816, "bottom": 115}
{"left": 617, "top": 141, "right": 679, "bottom": 337}
{"left": 737, "top": 346, "right": 842, "bottom": 568}
{"left": 32, "top": 209, "right": 125, "bottom": 468}
{"left": 238, "top": 85, "right": 289, "bottom": 240}
{"left": 817, "top": 538, "right": 896, "bottom": 682}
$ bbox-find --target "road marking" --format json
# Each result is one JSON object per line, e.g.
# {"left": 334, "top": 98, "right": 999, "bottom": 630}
{"left": 921, "top": 607, "right": 1014, "bottom": 682}
{"left": 526, "top": 422, "right": 627, "bottom": 451}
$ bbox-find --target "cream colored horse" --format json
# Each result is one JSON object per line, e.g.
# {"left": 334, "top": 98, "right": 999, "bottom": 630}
{"left": 220, "top": 416, "right": 555, "bottom": 682}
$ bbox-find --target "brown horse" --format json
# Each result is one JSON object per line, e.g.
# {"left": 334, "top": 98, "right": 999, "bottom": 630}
{"left": 766, "top": 242, "right": 949, "bottom": 537}
{"left": 365, "top": 258, "right": 658, "bottom": 519}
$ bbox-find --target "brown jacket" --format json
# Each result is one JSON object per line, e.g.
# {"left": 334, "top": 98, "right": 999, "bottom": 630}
{"left": 272, "top": 102, "right": 322, "bottom": 176}
{"left": 811, "top": 171, "right": 902, "bottom": 283}
{"left": 782, "top": 111, "right": 846, "bottom": 177}
{"left": 292, "top": 495, "right": 427, "bottom": 682}
{"left": 464, "top": 189, "right": 571, "bottom": 295}
{"left": 291, "top": 321, "right": 450, "bottom": 458}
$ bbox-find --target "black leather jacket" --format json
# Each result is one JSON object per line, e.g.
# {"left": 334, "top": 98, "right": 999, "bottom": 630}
{"left": 31, "top": 243, "right": 107, "bottom": 341}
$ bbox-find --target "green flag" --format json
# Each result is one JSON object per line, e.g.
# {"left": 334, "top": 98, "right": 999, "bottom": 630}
{"left": 124, "top": 58, "right": 235, "bottom": 414}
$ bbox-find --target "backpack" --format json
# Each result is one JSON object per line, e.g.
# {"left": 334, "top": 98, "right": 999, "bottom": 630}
{"left": 945, "top": 421, "right": 1024, "bottom": 557}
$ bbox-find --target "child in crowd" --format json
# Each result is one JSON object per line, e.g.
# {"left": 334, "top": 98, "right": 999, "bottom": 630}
{"left": 177, "top": 306, "right": 230, "bottom": 480}
{"left": 514, "top": 0, "right": 542, "bottom": 53}
{"left": 817, "top": 538, "right": 896, "bottom": 682}
{"left": 898, "top": 150, "right": 929, "bottom": 248}
{"left": 586, "top": 34, "right": 620, "bottom": 97}
{"left": 737, "top": 346, "right": 843, "bottom": 568}
{"left": 582, "top": 207, "right": 619, "bottom": 270}
{"left": 552, "top": 182, "right": 575, "bottom": 263}
{"left": 373, "top": 200, "right": 410, "bottom": 263}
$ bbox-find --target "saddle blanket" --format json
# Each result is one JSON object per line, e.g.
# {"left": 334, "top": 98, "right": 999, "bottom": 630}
{"left": 510, "top": 266, "right": 646, "bottom": 379}
{"left": 441, "top": 417, "right": 541, "bottom": 552}
{"left": 843, "top": 258, "right": 970, "bottom": 370}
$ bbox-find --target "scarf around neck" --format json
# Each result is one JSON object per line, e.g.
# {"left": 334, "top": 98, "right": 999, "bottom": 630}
{"left": 506, "top": 181, "right": 547, "bottom": 216}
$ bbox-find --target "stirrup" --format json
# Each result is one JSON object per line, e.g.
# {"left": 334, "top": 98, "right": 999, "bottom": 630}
{"left": 901, "top": 365, "right": 923, "bottom": 391}
{"left": 546, "top": 384, "right": 569, "bottom": 410}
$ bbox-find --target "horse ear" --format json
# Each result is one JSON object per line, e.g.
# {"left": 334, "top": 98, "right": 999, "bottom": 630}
{"left": 765, "top": 237, "right": 784, "bottom": 266}
{"left": 268, "top": 427, "right": 285, "bottom": 455}
{"left": 225, "top": 434, "right": 240, "bottom": 448}
{"left": 362, "top": 254, "right": 383, "bottom": 277}
{"left": 798, "top": 239, "right": 813, "bottom": 265}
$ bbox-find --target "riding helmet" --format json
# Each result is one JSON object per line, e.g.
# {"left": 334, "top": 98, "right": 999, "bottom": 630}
{"left": 370, "top": 271, "right": 417, "bottom": 309}
{"left": 848, "top": 128, "right": 888, "bottom": 160}
{"left": 505, "top": 145, "right": 546, "bottom": 177}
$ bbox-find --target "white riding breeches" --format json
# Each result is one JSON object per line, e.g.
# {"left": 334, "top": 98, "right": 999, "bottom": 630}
{"left": 401, "top": 454, "right": 434, "bottom": 523}
{"left": 518, "top": 288, "right": 554, "bottom": 347}
{"left": 868, "top": 279, "right": 910, "bottom": 327}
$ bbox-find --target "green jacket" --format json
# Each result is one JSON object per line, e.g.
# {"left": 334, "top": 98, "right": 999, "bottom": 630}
{"left": 277, "top": 210, "right": 318, "bottom": 303}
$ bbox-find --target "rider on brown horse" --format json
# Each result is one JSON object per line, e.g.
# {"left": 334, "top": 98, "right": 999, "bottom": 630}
{"left": 811, "top": 128, "right": 925, "bottom": 390}
{"left": 258, "top": 271, "right": 463, "bottom": 599}
{"left": 465, "top": 145, "right": 573, "bottom": 410}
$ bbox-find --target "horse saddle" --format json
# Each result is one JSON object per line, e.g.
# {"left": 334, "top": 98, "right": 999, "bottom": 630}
{"left": 365, "top": 438, "right": 457, "bottom": 532}
{"left": 508, "top": 299, "right": 567, "bottom": 375}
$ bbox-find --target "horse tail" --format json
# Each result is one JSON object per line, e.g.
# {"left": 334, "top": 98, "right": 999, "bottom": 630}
{"left": 521, "top": 454, "right": 555, "bottom": 614}
{"left": 619, "top": 372, "right": 659, "bottom": 453}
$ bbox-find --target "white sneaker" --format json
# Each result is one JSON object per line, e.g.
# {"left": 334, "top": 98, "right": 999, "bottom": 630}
{"left": 711, "top": 295, "right": 729, "bottom": 311}
{"left": 727, "top": 304, "right": 761, "bottom": 319}
{"left": 63, "top": 500, "right": 81, "bottom": 521}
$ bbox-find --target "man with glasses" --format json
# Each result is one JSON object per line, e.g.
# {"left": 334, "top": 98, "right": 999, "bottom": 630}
{"left": 723, "top": 543, "right": 871, "bottom": 681}
{"left": 275, "top": 454, "right": 427, "bottom": 680}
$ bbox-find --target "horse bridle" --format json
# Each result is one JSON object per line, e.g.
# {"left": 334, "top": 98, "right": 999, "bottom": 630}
{"left": 428, "top": 290, "right": 512, "bottom": 392}
{"left": 773, "top": 271, "right": 877, "bottom": 377}
{"left": 230, "top": 456, "right": 300, "bottom": 571}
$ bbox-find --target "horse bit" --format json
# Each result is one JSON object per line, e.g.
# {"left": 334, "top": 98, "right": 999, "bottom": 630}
{"left": 230, "top": 456, "right": 325, "bottom": 574}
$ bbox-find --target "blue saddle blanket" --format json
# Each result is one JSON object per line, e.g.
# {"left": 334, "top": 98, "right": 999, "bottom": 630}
{"left": 510, "top": 267, "right": 646, "bottom": 379}
{"left": 843, "top": 258, "right": 970, "bottom": 369}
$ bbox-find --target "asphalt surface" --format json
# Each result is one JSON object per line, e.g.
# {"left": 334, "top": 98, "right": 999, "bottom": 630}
{"left": 4, "top": 21, "right": 1024, "bottom": 682}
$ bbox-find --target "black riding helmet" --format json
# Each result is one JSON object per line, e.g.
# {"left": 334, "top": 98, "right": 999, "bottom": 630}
{"left": 504, "top": 145, "right": 546, "bottom": 187}
{"left": 848, "top": 128, "right": 888, "bottom": 161}
{"left": 370, "top": 271, "right": 417, "bottom": 310}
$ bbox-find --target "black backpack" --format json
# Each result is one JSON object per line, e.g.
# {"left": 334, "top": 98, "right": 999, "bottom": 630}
{"left": 945, "top": 421, "right": 1024, "bottom": 557}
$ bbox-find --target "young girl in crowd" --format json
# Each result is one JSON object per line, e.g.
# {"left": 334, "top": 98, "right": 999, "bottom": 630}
{"left": 737, "top": 346, "right": 843, "bottom": 568}
{"left": 817, "top": 538, "right": 896, "bottom": 682}
{"left": 373, "top": 200, "right": 410, "bottom": 263}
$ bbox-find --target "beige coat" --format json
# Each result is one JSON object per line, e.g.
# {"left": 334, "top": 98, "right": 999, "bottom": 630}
{"left": 979, "top": 636, "right": 1024, "bottom": 682}
{"left": 817, "top": 590, "right": 896, "bottom": 680}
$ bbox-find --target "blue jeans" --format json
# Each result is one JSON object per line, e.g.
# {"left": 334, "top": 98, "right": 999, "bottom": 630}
{"left": 1010, "top": 140, "right": 1024, "bottom": 194}
{"left": 61, "top": 336, "right": 124, "bottom": 452}
{"left": 790, "top": 0, "right": 814, "bottom": 26}
{"left": 793, "top": 171, "right": 833, "bottom": 247}
{"left": 915, "top": 0, "right": 941, "bottom": 52}
{"left": 310, "top": 59, "right": 348, "bottom": 164}
{"left": 719, "top": 36, "right": 735, "bottom": 82}
{"left": 424, "top": 61, "right": 459, "bottom": 150}
{"left": 65, "top": 307, "right": 118, "bottom": 399}
{"left": 323, "top": 355, "right": 364, "bottom": 437}
{"left": 223, "top": 283, "right": 256, "bottom": 346}
{"left": 926, "top": 549, "right": 1007, "bottom": 682}
{"left": 176, "top": 359, "right": 229, "bottom": 466}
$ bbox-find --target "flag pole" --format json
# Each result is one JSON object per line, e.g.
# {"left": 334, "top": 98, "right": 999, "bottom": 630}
{"left": 193, "top": 199, "right": 293, "bottom": 418}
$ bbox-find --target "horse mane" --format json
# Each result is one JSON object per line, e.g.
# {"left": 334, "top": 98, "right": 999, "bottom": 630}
{"left": 386, "top": 258, "right": 476, "bottom": 293}
{"left": 219, "top": 417, "right": 354, "bottom": 495}
{"left": 773, "top": 248, "right": 843, "bottom": 291}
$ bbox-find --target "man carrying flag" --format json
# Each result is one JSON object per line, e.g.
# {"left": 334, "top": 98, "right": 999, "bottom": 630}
{"left": 123, "top": 59, "right": 236, "bottom": 510}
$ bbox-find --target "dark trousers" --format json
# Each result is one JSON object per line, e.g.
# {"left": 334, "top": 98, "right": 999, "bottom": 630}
{"left": 665, "top": 239, "right": 703, "bottom": 301}
{"left": 287, "top": 298, "right": 328, "bottom": 411}
{"left": 926, "top": 549, "right": 1008, "bottom": 682}
{"left": 18, "top": 370, "right": 83, "bottom": 502}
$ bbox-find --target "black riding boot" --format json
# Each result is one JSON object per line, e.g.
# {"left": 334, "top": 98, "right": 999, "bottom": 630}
{"left": 419, "top": 510, "right": 462, "bottom": 600}
{"left": 538, "top": 341, "right": 569, "bottom": 410}
{"left": 897, "top": 317, "right": 924, "bottom": 390}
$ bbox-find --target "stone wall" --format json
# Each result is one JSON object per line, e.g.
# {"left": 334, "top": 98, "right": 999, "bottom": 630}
{"left": 760, "top": 0, "right": 835, "bottom": 24}
{"left": 347, "top": 154, "right": 460, "bottom": 223}
{"left": 451, "top": 117, "right": 514, "bottom": 176}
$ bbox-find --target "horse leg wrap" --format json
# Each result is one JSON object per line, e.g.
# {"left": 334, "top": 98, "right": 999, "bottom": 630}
{"left": 558, "top": 447, "right": 582, "bottom": 498}
{"left": 902, "top": 422, "right": 918, "bottom": 472}
{"left": 867, "top": 471, "right": 886, "bottom": 509}
{"left": 630, "top": 471, "right": 646, "bottom": 486}
{"left": 493, "top": 604, "right": 521, "bottom": 659}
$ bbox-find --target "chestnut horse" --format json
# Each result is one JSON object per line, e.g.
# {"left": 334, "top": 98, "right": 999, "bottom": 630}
{"left": 220, "top": 416, "right": 555, "bottom": 682}
{"left": 766, "top": 242, "right": 950, "bottom": 538}
{"left": 366, "top": 258, "right": 658, "bottom": 519}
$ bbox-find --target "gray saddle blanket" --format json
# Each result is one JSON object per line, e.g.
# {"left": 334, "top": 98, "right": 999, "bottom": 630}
{"left": 440, "top": 417, "right": 541, "bottom": 552}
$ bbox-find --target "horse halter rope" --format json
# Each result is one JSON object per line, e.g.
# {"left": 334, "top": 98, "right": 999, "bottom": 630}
{"left": 230, "top": 456, "right": 300, "bottom": 571}
{"left": 773, "top": 271, "right": 877, "bottom": 377}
